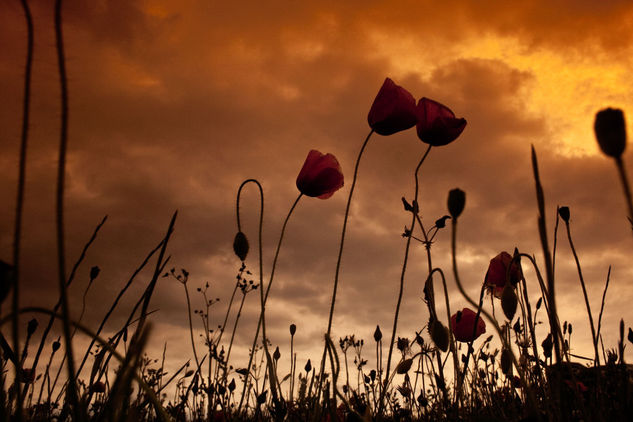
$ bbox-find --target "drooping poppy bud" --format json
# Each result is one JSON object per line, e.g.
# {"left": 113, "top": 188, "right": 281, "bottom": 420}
{"left": 447, "top": 188, "right": 465, "bottom": 219}
{"left": 367, "top": 78, "right": 418, "bottom": 136}
{"left": 484, "top": 252, "right": 522, "bottom": 298}
{"left": 296, "top": 150, "right": 344, "bottom": 199}
{"left": 416, "top": 98, "right": 467, "bottom": 146}
{"left": 558, "top": 206, "right": 570, "bottom": 223}
{"left": 450, "top": 308, "right": 486, "bottom": 343}
{"left": 594, "top": 108, "right": 626, "bottom": 158}
{"left": 233, "top": 231, "right": 249, "bottom": 261}
{"left": 373, "top": 325, "right": 382, "bottom": 342}
{"left": 289, "top": 324, "right": 296, "bottom": 336}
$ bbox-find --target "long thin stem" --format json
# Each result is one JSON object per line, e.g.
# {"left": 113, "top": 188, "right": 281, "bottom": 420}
{"left": 236, "top": 185, "right": 302, "bottom": 412}
{"left": 615, "top": 156, "right": 633, "bottom": 225}
{"left": 12, "top": 1, "right": 33, "bottom": 417}
{"left": 381, "top": 145, "right": 432, "bottom": 410}
{"left": 563, "top": 220, "right": 599, "bottom": 365}
{"left": 53, "top": 1, "right": 82, "bottom": 417}
{"left": 183, "top": 281, "right": 201, "bottom": 371}
{"left": 317, "top": 130, "right": 374, "bottom": 401}
{"left": 596, "top": 266, "right": 611, "bottom": 344}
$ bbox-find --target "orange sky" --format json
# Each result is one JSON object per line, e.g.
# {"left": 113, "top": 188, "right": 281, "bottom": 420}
{"left": 1, "top": 0, "right": 632, "bottom": 393}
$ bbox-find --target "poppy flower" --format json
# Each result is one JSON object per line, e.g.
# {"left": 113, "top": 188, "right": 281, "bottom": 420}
{"left": 296, "top": 150, "right": 344, "bottom": 199}
{"left": 484, "top": 251, "right": 522, "bottom": 298}
{"left": 367, "top": 78, "right": 417, "bottom": 135}
{"left": 416, "top": 98, "right": 467, "bottom": 146}
{"left": 451, "top": 308, "right": 486, "bottom": 342}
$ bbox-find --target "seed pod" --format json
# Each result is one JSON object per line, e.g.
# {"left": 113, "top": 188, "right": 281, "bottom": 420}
{"left": 558, "top": 206, "right": 570, "bottom": 223}
{"left": 501, "top": 283, "right": 517, "bottom": 321}
{"left": 304, "top": 359, "right": 311, "bottom": 372}
{"left": 396, "top": 358, "right": 413, "bottom": 374}
{"left": 430, "top": 319, "right": 449, "bottom": 352}
{"left": 500, "top": 348, "right": 512, "bottom": 375}
{"left": 52, "top": 340, "right": 61, "bottom": 352}
{"left": 447, "top": 188, "right": 466, "bottom": 219}
{"left": 289, "top": 324, "right": 296, "bottom": 336}
{"left": 233, "top": 231, "right": 249, "bottom": 261}
{"left": 594, "top": 108, "right": 626, "bottom": 158}
{"left": 228, "top": 378, "right": 236, "bottom": 392}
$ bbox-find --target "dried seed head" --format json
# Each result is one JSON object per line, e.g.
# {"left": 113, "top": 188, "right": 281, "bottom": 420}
{"left": 594, "top": 108, "right": 626, "bottom": 158}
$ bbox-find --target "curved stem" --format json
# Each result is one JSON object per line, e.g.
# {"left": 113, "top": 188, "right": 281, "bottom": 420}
{"left": 381, "top": 145, "right": 432, "bottom": 410}
{"left": 12, "top": 1, "right": 33, "bottom": 416}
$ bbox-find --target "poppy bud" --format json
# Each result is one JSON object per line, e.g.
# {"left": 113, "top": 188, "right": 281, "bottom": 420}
{"left": 435, "top": 215, "right": 450, "bottom": 229}
{"left": 500, "top": 348, "right": 512, "bottom": 375}
{"left": 594, "top": 108, "right": 626, "bottom": 158}
{"left": 396, "top": 358, "right": 413, "bottom": 374}
{"left": 273, "top": 346, "right": 280, "bottom": 361}
{"left": 257, "top": 391, "right": 267, "bottom": 404}
{"left": 184, "top": 370, "right": 194, "bottom": 377}
{"left": 430, "top": 319, "right": 449, "bottom": 352}
{"left": 52, "top": 339, "right": 61, "bottom": 352}
{"left": 501, "top": 284, "right": 518, "bottom": 321}
{"left": 233, "top": 231, "right": 249, "bottom": 261}
{"left": 542, "top": 333, "right": 553, "bottom": 359}
{"left": 558, "top": 206, "right": 570, "bottom": 223}
{"left": 536, "top": 297, "right": 543, "bottom": 310}
{"left": 228, "top": 378, "right": 236, "bottom": 392}
{"left": 90, "top": 266, "right": 100, "bottom": 282}
{"left": 397, "top": 337, "right": 409, "bottom": 352}
{"left": 304, "top": 359, "right": 312, "bottom": 372}
{"left": 447, "top": 188, "right": 465, "bottom": 219}
{"left": 289, "top": 324, "right": 296, "bottom": 336}
{"left": 27, "top": 318, "right": 38, "bottom": 337}
{"left": 373, "top": 325, "right": 382, "bottom": 342}
{"left": 628, "top": 327, "right": 633, "bottom": 345}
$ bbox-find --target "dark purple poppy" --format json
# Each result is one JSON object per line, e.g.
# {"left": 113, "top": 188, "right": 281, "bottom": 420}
{"left": 416, "top": 98, "right": 466, "bottom": 146}
{"left": 296, "top": 150, "right": 344, "bottom": 199}
{"left": 368, "top": 78, "right": 417, "bottom": 135}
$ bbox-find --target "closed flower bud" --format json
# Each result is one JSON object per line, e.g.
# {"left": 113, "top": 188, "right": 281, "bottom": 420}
{"left": 90, "top": 266, "right": 100, "bottom": 282}
{"left": 289, "top": 324, "right": 296, "bottom": 336}
{"left": 233, "top": 231, "right": 249, "bottom": 261}
{"left": 594, "top": 108, "right": 626, "bottom": 158}
{"left": 501, "top": 284, "right": 518, "bottom": 321}
{"left": 27, "top": 318, "right": 38, "bottom": 337}
{"left": 228, "top": 378, "right": 236, "bottom": 392}
{"left": 396, "top": 358, "right": 413, "bottom": 374}
{"left": 430, "top": 319, "right": 449, "bottom": 352}
{"left": 52, "top": 339, "right": 61, "bottom": 352}
{"left": 373, "top": 325, "right": 382, "bottom": 342}
{"left": 558, "top": 206, "right": 570, "bottom": 223}
{"left": 273, "top": 346, "right": 280, "bottom": 361}
{"left": 447, "top": 188, "right": 465, "bottom": 219}
{"left": 304, "top": 359, "right": 312, "bottom": 372}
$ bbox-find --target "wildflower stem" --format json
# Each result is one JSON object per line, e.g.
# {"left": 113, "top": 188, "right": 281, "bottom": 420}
{"left": 563, "top": 220, "right": 600, "bottom": 365}
{"left": 317, "top": 129, "right": 374, "bottom": 401}
{"left": 12, "top": 1, "right": 33, "bottom": 417}
{"left": 614, "top": 156, "right": 633, "bottom": 226}
{"left": 381, "top": 144, "right": 432, "bottom": 411}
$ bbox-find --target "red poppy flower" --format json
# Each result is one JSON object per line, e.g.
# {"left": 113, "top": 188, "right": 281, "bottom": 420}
{"left": 484, "top": 252, "right": 522, "bottom": 298}
{"left": 367, "top": 78, "right": 417, "bottom": 135}
{"left": 416, "top": 98, "right": 467, "bottom": 146}
{"left": 450, "top": 308, "right": 486, "bottom": 342}
{"left": 296, "top": 150, "right": 344, "bottom": 199}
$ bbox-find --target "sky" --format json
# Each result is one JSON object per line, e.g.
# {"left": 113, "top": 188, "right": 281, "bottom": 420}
{"left": 1, "top": 0, "right": 633, "bottom": 397}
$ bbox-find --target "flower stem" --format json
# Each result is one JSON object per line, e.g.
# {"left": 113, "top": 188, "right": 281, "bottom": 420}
{"left": 317, "top": 129, "right": 373, "bottom": 401}
{"left": 614, "top": 156, "right": 633, "bottom": 227}
{"left": 380, "top": 145, "right": 432, "bottom": 412}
